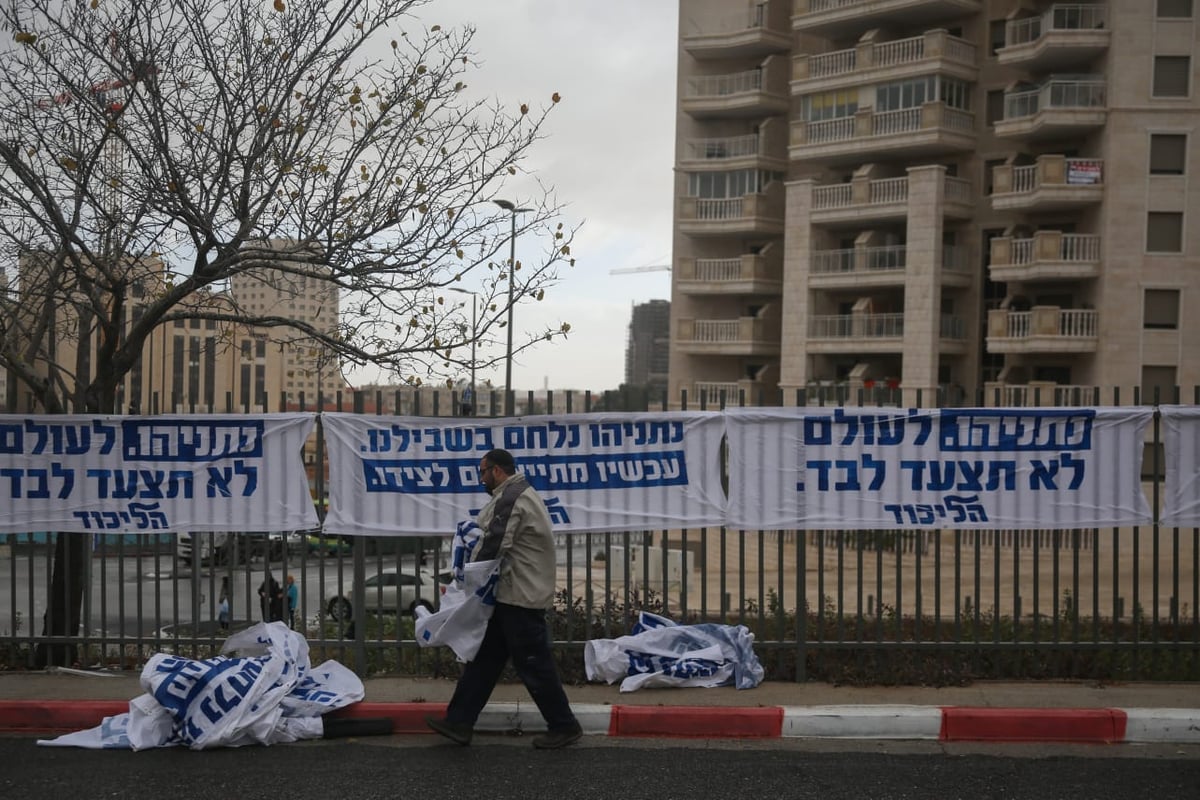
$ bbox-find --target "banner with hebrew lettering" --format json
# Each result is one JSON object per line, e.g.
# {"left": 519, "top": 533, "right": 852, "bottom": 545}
{"left": 725, "top": 407, "right": 1153, "bottom": 530}
{"left": 321, "top": 412, "right": 726, "bottom": 535}
{"left": 1161, "top": 405, "right": 1200, "bottom": 527}
{"left": 0, "top": 414, "right": 318, "bottom": 534}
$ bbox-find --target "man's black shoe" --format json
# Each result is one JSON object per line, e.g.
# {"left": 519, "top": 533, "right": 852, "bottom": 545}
{"left": 425, "top": 715, "right": 473, "bottom": 745}
{"left": 532, "top": 722, "right": 583, "bottom": 749}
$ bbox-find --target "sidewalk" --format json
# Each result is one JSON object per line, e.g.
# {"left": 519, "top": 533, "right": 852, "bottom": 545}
{"left": 2, "top": 670, "right": 1198, "bottom": 744}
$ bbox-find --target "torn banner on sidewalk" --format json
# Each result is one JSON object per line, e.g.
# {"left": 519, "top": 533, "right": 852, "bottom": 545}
{"left": 38, "top": 622, "right": 363, "bottom": 750}
{"left": 584, "top": 612, "right": 764, "bottom": 692}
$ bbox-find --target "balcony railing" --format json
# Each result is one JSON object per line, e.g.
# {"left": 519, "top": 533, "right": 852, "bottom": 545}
{"left": 694, "top": 257, "right": 745, "bottom": 281}
{"left": 811, "top": 244, "right": 970, "bottom": 276}
{"left": 810, "top": 313, "right": 904, "bottom": 338}
{"left": 1003, "top": 77, "right": 1105, "bottom": 120}
{"left": 940, "top": 314, "right": 966, "bottom": 339}
{"left": 799, "top": 104, "right": 975, "bottom": 146}
{"left": 685, "top": 134, "right": 760, "bottom": 160}
{"left": 1004, "top": 157, "right": 1103, "bottom": 193}
{"left": 805, "top": 31, "right": 976, "bottom": 79}
{"left": 982, "top": 382, "right": 1098, "bottom": 407}
{"left": 1006, "top": 4, "right": 1107, "bottom": 47}
{"left": 694, "top": 198, "right": 745, "bottom": 220}
{"left": 999, "top": 309, "right": 1098, "bottom": 339}
{"left": 686, "top": 69, "right": 763, "bottom": 99}
{"left": 693, "top": 320, "right": 743, "bottom": 342}
{"left": 1010, "top": 233, "right": 1100, "bottom": 265}
{"left": 693, "top": 382, "right": 744, "bottom": 405}
{"left": 812, "top": 245, "right": 906, "bottom": 274}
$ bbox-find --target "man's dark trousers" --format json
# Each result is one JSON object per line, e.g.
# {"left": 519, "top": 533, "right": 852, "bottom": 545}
{"left": 444, "top": 602, "right": 576, "bottom": 731}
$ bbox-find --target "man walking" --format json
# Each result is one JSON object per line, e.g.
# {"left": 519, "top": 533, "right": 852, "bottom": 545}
{"left": 426, "top": 448, "right": 582, "bottom": 749}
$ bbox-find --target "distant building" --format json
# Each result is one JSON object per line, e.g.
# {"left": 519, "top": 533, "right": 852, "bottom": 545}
{"left": 624, "top": 299, "right": 671, "bottom": 394}
{"left": 231, "top": 239, "right": 344, "bottom": 407}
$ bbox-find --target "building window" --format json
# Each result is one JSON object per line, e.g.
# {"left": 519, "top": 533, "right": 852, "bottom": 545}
{"left": 986, "top": 90, "right": 1005, "bottom": 125}
{"left": 1143, "top": 289, "right": 1180, "bottom": 329}
{"left": 1146, "top": 212, "right": 1184, "bottom": 252}
{"left": 1152, "top": 56, "right": 1190, "bottom": 97}
{"left": 989, "top": 19, "right": 1007, "bottom": 54}
{"left": 687, "top": 169, "right": 781, "bottom": 198}
{"left": 1157, "top": 0, "right": 1193, "bottom": 17}
{"left": 1149, "top": 134, "right": 1187, "bottom": 175}
{"left": 800, "top": 90, "right": 857, "bottom": 122}
{"left": 876, "top": 76, "right": 970, "bottom": 112}
{"left": 1141, "top": 365, "right": 1178, "bottom": 405}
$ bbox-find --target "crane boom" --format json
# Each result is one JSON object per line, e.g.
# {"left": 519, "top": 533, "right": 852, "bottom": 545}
{"left": 610, "top": 264, "right": 671, "bottom": 275}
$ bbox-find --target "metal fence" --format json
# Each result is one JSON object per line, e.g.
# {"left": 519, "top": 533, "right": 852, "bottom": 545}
{"left": 2, "top": 386, "right": 1197, "bottom": 683}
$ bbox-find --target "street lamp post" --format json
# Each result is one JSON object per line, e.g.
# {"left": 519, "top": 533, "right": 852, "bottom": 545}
{"left": 493, "top": 198, "right": 530, "bottom": 416}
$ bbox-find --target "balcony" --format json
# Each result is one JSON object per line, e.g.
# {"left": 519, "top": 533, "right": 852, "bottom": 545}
{"left": 981, "top": 382, "right": 1098, "bottom": 407}
{"left": 793, "top": 30, "right": 977, "bottom": 93}
{"left": 683, "top": 1, "right": 792, "bottom": 61}
{"left": 679, "top": 123, "right": 787, "bottom": 172}
{"left": 678, "top": 183, "right": 785, "bottom": 237}
{"left": 691, "top": 380, "right": 771, "bottom": 407}
{"left": 990, "top": 156, "right": 1103, "bottom": 212}
{"left": 790, "top": 102, "right": 976, "bottom": 165}
{"left": 988, "top": 232, "right": 1101, "bottom": 283}
{"left": 998, "top": 4, "right": 1110, "bottom": 72}
{"left": 676, "top": 253, "right": 783, "bottom": 295}
{"left": 986, "top": 307, "right": 1099, "bottom": 353}
{"left": 681, "top": 57, "right": 790, "bottom": 119}
{"left": 810, "top": 174, "right": 974, "bottom": 226}
{"left": 807, "top": 312, "right": 967, "bottom": 352}
{"left": 675, "top": 316, "right": 782, "bottom": 357}
{"left": 809, "top": 244, "right": 972, "bottom": 288}
{"left": 994, "top": 77, "right": 1106, "bottom": 140}
{"left": 792, "top": 0, "right": 982, "bottom": 37}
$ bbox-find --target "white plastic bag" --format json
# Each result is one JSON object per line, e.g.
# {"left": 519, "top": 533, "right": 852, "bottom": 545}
{"left": 584, "top": 612, "right": 764, "bottom": 692}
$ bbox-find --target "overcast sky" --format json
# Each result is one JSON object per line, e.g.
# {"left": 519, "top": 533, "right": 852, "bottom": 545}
{"left": 411, "top": 0, "right": 678, "bottom": 393}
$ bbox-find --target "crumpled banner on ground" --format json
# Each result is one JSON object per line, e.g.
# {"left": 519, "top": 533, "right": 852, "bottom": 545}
{"left": 414, "top": 519, "right": 499, "bottom": 662}
{"left": 37, "top": 621, "right": 363, "bottom": 749}
{"left": 584, "top": 611, "right": 764, "bottom": 692}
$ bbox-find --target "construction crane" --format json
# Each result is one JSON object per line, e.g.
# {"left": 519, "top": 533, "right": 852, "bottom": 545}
{"left": 610, "top": 264, "right": 671, "bottom": 275}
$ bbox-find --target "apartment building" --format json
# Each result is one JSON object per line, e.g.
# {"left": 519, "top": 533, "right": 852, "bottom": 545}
{"left": 229, "top": 238, "right": 344, "bottom": 407}
{"left": 4, "top": 252, "right": 289, "bottom": 413}
{"left": 670, "top": 0, "right": 1200, "bottom": 406}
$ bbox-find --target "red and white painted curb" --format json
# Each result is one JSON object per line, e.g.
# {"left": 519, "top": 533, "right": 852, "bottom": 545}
{"left": 2, "top": 701, "right": 1198, "bottom": 744}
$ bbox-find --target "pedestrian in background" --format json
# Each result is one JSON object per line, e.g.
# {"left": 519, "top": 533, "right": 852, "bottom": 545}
{"left": 257, "top": 573, "right": 284, "bottom": 623}
{"left": 218, "top": 591, "right": 230, "bottom": 632}
{"left": 286, "top": 574, "right": 299, "bottom": 629}
{"left": 425, "top": 448, "right": 582, "bottom": 749}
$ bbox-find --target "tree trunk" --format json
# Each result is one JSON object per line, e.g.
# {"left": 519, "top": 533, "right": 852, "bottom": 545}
{"left": 34, "top": 531, "right": 89, "bottom": 667}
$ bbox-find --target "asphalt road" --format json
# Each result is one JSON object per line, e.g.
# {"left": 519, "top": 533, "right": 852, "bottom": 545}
{"left": 5, "top": 736, "right": 1200, "bottom": 800}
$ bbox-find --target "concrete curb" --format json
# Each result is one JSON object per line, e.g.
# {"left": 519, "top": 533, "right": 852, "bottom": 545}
{"left": 4, "top": 700, "right": 1200, "bottom": 744}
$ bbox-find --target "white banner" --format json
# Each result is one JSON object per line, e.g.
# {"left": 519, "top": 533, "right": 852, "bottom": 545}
{"left": 725, "top": 407, "right": 1153, "bottom": 530}
{"left": 1161, "top": 405, "right": 1200, "bottom": 527}
{"left": 0, "top": 414, "right": 318, "bottom": 534}
{"left": 322, "top": 412, "right": 727, "bottom": 535}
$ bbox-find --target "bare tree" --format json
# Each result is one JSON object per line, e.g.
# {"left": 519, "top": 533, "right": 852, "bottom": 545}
{"left": 0, "top": 0, "right": 576, "bottom": 665}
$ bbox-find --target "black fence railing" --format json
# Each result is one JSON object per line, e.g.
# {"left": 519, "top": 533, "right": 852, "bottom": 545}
{"left": 1, "top": 386, "right": 1197, "bottom": 684}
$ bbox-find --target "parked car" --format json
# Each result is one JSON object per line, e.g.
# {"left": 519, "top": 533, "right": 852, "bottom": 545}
{"left": 325, "top": 568, "right": 450, "bottom": 620}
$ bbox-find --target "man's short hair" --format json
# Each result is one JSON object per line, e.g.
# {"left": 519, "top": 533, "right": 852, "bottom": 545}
{"left": 483, "top": 448, "right": 516, "bottom": 475}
